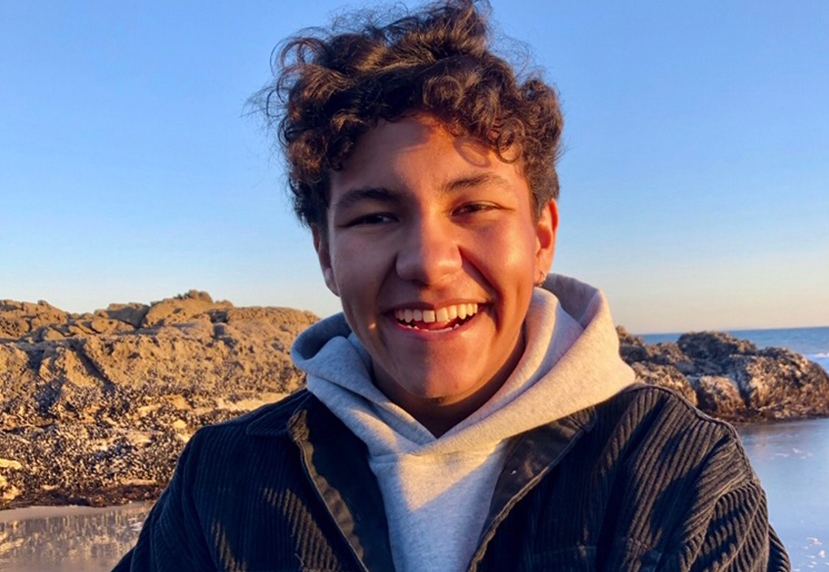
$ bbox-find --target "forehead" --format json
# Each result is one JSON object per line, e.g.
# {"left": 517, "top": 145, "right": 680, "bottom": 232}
{"left": 328, "top": 115, "right": 526, "bottom": 200}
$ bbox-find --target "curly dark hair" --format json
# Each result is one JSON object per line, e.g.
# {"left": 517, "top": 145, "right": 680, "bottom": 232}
{"left": 257, "top": 0, "right": 564, "bottom": 230}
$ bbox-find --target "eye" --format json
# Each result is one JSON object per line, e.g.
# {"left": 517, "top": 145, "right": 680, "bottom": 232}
{"left": 453, "top": 202, "right": 498, "bottom": 216}
{"left": 345, "top": 212, "right": 397, "bottom": 227}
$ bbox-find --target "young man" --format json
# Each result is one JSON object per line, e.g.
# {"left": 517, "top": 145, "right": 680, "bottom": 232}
{"left": 115, "top": 1, "right": 789, "bottom": 571}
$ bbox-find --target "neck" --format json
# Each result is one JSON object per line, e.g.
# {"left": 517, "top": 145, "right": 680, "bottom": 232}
{"left": 414, "top": 387, "right": 502, "bottom": 437}
{"left": 381, "top": 328, "right": 526, "bottom": 437}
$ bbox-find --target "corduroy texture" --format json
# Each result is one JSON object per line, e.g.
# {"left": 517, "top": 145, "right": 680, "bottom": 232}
{"left": 113, "top": 386, "right": 790, "bottom": 572}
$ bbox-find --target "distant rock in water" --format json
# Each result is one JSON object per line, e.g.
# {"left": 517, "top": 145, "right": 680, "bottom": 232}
{"left": 0, "top": 291, "right": 317, "bottom": 509}
{"left": 618, "top": 327, "right": 829, "bottom": 421}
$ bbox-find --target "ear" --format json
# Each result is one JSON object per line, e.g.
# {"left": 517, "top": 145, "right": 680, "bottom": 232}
{"left": 533, "top": 200, "right": 558, "bottom": 283}
{"left": 312, "top": 225, "right": 340, "bottom": 297}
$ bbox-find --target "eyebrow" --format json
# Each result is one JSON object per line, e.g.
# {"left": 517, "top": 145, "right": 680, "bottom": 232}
{"left": 332, "top": 187, "right": 403, "bottom": 212}
{"left": 443, "top": 172, "right": 512, "bottom": 193}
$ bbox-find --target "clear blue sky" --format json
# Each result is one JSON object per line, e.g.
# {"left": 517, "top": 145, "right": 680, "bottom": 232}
{"left": 2, "top": 1, "right": 828, "bottom": 333}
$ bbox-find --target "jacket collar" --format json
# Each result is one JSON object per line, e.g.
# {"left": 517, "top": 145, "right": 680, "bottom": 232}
{"left": 290, "top": 394, "right": 396, "bottom": 572}
{"left": 245, "top": 390, "right": 313, "bottom": 437}
{"left": 246, "top": 390, "right": 597, "bottom": 572}
{"left": 244, "top": 393, "right": 397, "bottom": 572}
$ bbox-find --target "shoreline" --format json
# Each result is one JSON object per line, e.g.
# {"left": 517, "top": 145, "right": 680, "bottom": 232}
{"left": 0, "top": 501, "right": 153, "bottom": 522}
{"left": 0, "top": 483, "right": 164, "bottom": 513}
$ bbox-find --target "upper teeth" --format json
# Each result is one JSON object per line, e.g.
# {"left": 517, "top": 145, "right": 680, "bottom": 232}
{"left": 394, "top": 303, "right": 479, "bottom": 324}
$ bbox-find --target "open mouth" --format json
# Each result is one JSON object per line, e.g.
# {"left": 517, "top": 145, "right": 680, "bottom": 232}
{"left": 393, "top": 303, "right": 480, "bottom": 331}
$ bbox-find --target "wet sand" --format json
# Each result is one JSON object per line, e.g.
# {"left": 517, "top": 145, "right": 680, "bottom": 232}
{"left": 0, "top": 503, "right": 151, "bottom": 572}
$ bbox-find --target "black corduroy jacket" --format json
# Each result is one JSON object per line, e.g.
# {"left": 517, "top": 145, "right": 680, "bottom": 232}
{"left": 114, "top": 385, "right": 790, "bottom": 572}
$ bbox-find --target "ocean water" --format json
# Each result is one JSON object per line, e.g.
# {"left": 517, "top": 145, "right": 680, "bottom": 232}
{"left": 641, "top": 326, "right": 829, "bottom": 373}
{"left": 738, "top": 418, "right": 829, "bottom": 570}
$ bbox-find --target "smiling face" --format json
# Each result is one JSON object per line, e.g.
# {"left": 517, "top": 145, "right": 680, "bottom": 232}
{"left": 315, "top": 115, "right": 557, "bottom": 433}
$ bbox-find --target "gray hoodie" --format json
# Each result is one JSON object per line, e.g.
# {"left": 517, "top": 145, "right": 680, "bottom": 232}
{"left": 291, "top": 274, "right": 636, "bottom": 572}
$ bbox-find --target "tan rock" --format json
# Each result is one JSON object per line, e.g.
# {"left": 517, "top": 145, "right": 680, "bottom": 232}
{"left": 694, "top": 376, "right": 744, "bottom": 418}
{"left": 631, "top": 362, "right": 698, "bottom": 406}
{"left": 105, "top": 304, "right": 150, "bottom": 328}
{"left": 620, "top": 329, "right": 829, "bottom": 420}
{"left": 1, "top": 484, "right": 21, "bottom": 502}
{"left": 0, "top": 299, "right": 69, "bottom": 339}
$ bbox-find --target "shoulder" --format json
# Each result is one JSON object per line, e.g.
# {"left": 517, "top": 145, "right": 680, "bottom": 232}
{"left": 595, "top": 383, "right": 740, "bottom": 439}
{"left": 163, "top": 389, "right": 332, "bottom": 509}
{"left": 494, "top": 386, "right": 780, "bottom": 571}
{"left": 182, "top": 389, "right": 316, "bottom": 462}
{"left": 584, "top": 384, "right": 754, "bottom": 482}
{"left": 202, "top": 388, "right": 312, "bottom": 429}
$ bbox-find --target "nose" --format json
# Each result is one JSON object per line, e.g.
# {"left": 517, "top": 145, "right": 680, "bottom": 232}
{"left": 395, "top": 216, "right": 462, "bottom": 285}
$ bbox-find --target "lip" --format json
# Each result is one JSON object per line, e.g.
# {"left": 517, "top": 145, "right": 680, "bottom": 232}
{"left": 384, "top": 298, "right": 487, "bottom": 312}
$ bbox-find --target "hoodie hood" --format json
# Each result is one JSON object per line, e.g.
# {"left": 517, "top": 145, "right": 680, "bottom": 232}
{"left": 291, "top": 273, "right": 635, "bottom": 455}
{"left": 291, "top": 274, "right": 635, "bottom": 572}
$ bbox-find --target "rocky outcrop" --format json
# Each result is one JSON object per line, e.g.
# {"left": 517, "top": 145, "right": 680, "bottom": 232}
{"left": 2, "top": 294, "right": 826, "bottom": 510}
{"left": 0, "top": 291, "right": 317, "bottom": 509}
{"left": 618, "top": 327, "right": 829, "bottom": 421}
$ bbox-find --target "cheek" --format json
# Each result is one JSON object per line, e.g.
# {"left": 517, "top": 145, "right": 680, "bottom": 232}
{"left": 476, "top": 228, "right": 539, "bottom": 284}
{"left": 331, "top": 255, "right": 380, "bottom": 310}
